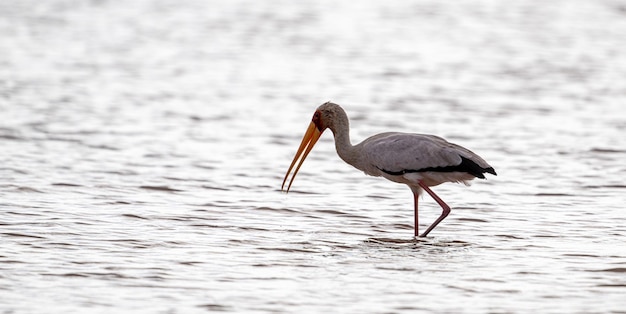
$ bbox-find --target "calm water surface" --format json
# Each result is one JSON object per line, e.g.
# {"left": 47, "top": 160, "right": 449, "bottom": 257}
{"left": 1, "top": 0, "right": 625, "bottom": 313}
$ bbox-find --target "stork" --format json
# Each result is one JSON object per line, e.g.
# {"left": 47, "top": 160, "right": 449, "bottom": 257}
{"left": 282, "top": 102, "right": 496, "bottom": 237}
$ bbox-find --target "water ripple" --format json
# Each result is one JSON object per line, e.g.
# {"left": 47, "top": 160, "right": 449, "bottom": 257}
{"left": 1, "top": 0, "right": 625, "bottom": 313}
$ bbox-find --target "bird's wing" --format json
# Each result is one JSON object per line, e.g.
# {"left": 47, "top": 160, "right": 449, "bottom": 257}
{"left": 361, "top": 132, "right": 486, "bottom": 174}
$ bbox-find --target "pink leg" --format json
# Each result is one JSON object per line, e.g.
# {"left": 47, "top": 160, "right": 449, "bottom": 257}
{"left": 418, "top": 182, "right": 451, "bottom": 237}
{"left": 412, "top": 190, "right": 419, "bottom": 237}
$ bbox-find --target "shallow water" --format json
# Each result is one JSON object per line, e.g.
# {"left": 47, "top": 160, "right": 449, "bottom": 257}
{"left": 1, "top": 0, "right": 626, "bottom": 313}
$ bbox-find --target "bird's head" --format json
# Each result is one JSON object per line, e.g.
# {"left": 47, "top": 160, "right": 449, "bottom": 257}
{"left": 281, "top": 101, "right": 344, "bottom": 192}
{"left": 312, "top": 101, "right": 345, "bottom": 133}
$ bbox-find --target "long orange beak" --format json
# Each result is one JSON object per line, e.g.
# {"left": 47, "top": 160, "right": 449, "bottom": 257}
{"left": 281, "top": 121, "right": 323, "bottom": 192}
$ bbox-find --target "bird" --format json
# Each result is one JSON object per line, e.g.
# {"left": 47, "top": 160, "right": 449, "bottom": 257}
{"left": 281, "top": 102, "right": 497, "bottom": 237}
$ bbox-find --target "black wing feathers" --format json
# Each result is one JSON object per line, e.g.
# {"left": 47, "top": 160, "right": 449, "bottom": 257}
{"left": 380, "top": 156, "right": 497, "bottom": 179}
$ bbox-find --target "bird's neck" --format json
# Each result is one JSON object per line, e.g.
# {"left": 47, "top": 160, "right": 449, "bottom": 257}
{"left": 330, "top": 118, "right": 361, "bottom": 169}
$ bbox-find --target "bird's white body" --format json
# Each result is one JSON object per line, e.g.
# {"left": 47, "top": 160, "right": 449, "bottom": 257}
{"left": 282, "top": 102, "right": 496, "bottom": 237}
{"left": 348, "top": 132, "right": 491, "bottom": 188}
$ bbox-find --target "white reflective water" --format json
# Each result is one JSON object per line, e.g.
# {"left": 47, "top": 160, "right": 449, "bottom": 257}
{"left": 1, "top": 0, "right": 625, "bottom": 313}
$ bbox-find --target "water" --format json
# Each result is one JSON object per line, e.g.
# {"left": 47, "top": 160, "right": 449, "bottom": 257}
{"left": 1, "top": 0, "right": 625, "bottom": 313}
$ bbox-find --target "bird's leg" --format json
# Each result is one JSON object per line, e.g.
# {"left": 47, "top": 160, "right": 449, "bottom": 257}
{"left": 413, "top": 190, "right": 419, "bottom": 237}
{"left": 418, "top": 182, "right": 451, "bottom": 237}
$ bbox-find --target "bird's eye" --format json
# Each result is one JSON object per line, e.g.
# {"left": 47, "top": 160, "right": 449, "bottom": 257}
{"left": 312, "top": 111, "right": 321, "bottom": 122}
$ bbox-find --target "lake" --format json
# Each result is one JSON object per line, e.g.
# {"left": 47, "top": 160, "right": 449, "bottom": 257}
{"left": 1, "top": 0, "right": 625, "bottom": 313}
